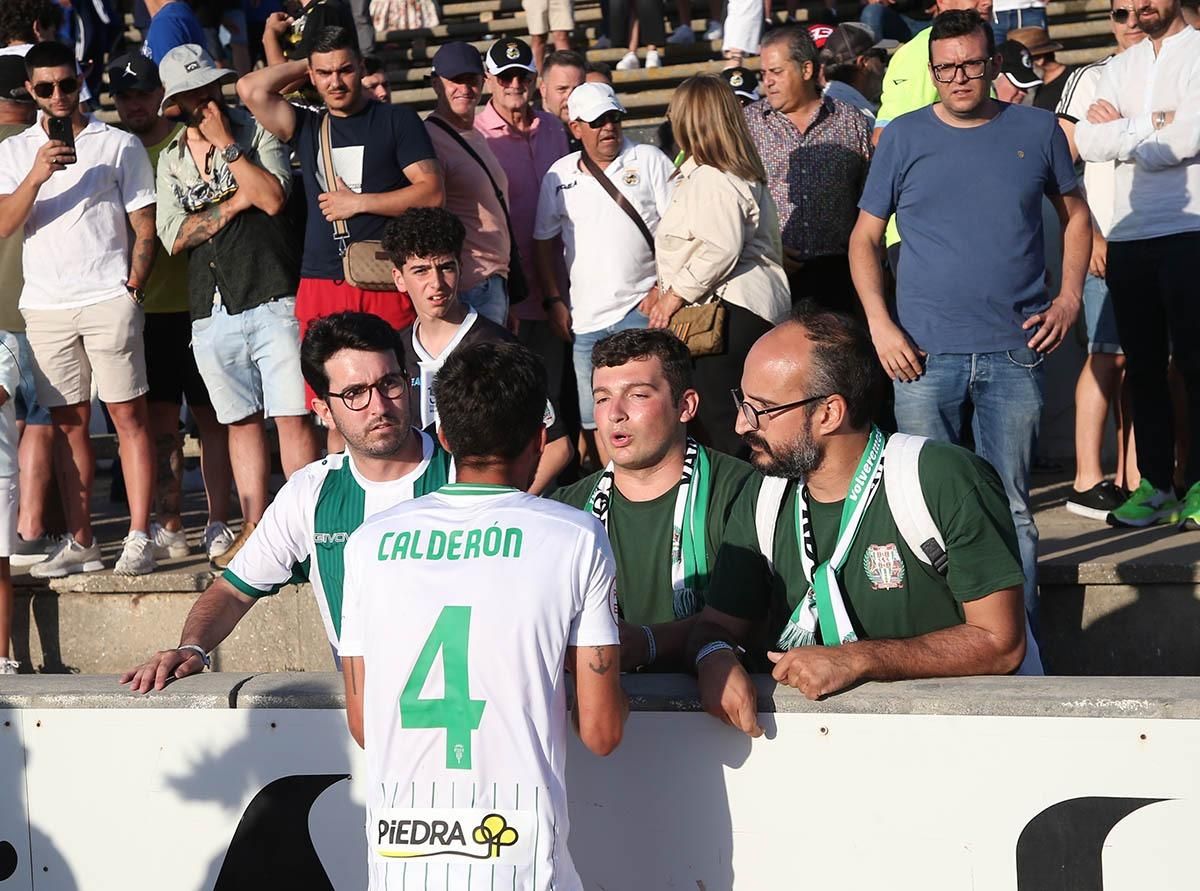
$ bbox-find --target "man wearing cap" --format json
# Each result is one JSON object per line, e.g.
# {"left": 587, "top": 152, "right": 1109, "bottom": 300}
{"left": 154, "top": 43, "right": 319, "bottom": 569}
{"left": 721, "top": 66, "right": 761, "bottom": 106}
{"left": 0, "top": 41, "right": 160, "bottom": 578}
{"left": 820, "top": 23, "right": 894, "bottom": 123}
{"left": 534, "top": 83, "right": 675, "bottom": 467}
{"left": 745, "top": 25, "right": 873, "bottom": 313}
{"left": 107, "top": 51, "right": 236, "bottom": 565}
{"left": 476, "top": 38, "right": 573, "bottom": 414}
{"left": 993, "top": 39, "right": 1042, "bottom": 104}
{"left": 1006, "top": 27, "right": 1076, "bottom": 111}
{"left": 423, "top": 41, "right": 513, "bottom": 328}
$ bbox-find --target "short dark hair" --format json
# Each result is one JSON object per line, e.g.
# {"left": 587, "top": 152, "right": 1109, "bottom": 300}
{"left": 788, "top": 303, "right": 884, "bottom": 428}
{"left": 300, "top": 311, "right": 404, "bottom": 397}
{"left": 543, "top": 49, "right": 586, "bottom": 76}
{"left": 0, "top": 0, "right": 56, "bottom": 45}
{"left": 928, "top": 10, "right": 996, "bottom": 60}
{"left": 363, "top": 54, "right": 384, "bottom": 75}
{"left": 760, "top": 25, "right": 819, "bottom": 68}
{"left": 308, "top": 25, "right": 359, "bottom": 59}
{"left": 381, "top": 207, "right": 466, "bottom": 268}
{"left": 24, "top": 40, "right": 74, "bottom": 78}
{"left": 434, "top": 342, "right": 548, "bottom": 465}
{"left": 591, "top": 329, "right": 693, "bottom": 403}
{"left": 584, "top": 60, "right": 612, "bottom": 83}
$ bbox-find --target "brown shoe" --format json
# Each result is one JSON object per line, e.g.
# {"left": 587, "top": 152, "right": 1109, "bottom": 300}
{"left": 210, "top": 520, "right": 257, "bottom": 571}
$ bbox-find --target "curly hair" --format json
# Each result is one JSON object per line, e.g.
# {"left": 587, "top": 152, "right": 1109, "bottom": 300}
{"left": 0, "top": 0, "right": 57, "bottom": 46}
{"left": 381, "top": 206, "right": 466, "bottom": 268}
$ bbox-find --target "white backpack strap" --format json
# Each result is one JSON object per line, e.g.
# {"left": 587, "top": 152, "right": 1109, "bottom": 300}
{"left": 755, "top": 476, "right": 790, "bottom": 574}
{"left": 883, "top": 433, "right": 948, "bottom": 575}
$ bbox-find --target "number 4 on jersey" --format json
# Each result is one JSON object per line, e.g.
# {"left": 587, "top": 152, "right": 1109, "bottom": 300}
{"left": 400, "top": 605, "right": 487, "bottom": 770}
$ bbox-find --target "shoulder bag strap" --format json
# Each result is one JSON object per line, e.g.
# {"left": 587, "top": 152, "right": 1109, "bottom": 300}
{"left": 426, "top": 115, "right": 514, "bottom": 221}
{"left": 580, "top": 149, "right": 655, "bottom": 255}
{"left": 318, "top": 112, "right": 350, "bottom": 250}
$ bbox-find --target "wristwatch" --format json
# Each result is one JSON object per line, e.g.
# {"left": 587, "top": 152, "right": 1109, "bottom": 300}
{"left": 126, "top": 284, "right": 145, "bottom": 305}
{"left": 1153, "top": 111, "right": 1167, "bottom": 130}
{"left": 220, "top": 142, "right": 244, "bottom": 164}
{"left": 542, "top": 295, "right": 564, "bottom": 311}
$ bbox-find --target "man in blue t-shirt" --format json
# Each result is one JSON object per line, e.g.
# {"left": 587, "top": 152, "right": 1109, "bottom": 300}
{"left": 848, "top": 9, "right": 1091, "bottom": 629}
{"left": 141, "top": 0, "right": 207, "bottom": 64}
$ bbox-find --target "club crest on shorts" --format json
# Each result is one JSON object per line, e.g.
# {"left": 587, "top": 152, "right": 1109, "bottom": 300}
{"left": 863, "top": 543, "right": 904, "bottom": 590}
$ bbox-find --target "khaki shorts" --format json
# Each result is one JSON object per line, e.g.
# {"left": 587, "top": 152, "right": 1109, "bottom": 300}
{"left": 22, "top": 294, "right": 149, "bottom": 408}
{"left": 0, "top": 475, "right": 16, "bottom": 558}
{"left": 523, "top": 0, "right": 573, "bottom": 34}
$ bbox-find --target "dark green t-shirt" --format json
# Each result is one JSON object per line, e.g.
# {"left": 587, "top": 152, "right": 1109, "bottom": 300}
{"left": 706, "top": 439, "right": 1025, "bottom": 663}
{"left": 552, "top": 447, "right": 757, "bottom": 625}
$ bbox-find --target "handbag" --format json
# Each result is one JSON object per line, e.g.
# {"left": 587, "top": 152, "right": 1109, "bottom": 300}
{"left": 318, "top": 113, "right": 396, "bottom": 291}
{"left": 425, "top": 116, "right": 528, "bottom": 304}
{"left": 581, "top": 150, "right": 726, "bottom": 357}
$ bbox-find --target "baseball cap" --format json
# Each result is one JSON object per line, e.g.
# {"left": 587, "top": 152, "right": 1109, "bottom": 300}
{"left": 807, "top": 23, "right": 835, "bottom": 48}
{"left": 0, "top": 56, "right": 32, "bottom": 104}
{"left": 720, "top": 66, "right": 760, "bottom": 102}
{"left": 998, "top": 39, "right": 1042, "bottom": 89}
{"left": 106, "top": 53, "right": 161, "bottom": 95}
{"left": 567, "top": 81, "right": 625, "bottom": 123}
{"left": 431, "top": 41, "right": 484, "bottom": 79}
{"left": 485, "top": 37, "right": 536, "bottom": 77}
{"left": 820, "top": 22, "right": 898, "bottom": 66}
{"left": 158, "top": 44, "right": 237, "bottom": 114}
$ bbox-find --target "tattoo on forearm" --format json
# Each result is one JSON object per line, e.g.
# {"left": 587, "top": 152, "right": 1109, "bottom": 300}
{"left": 129, "top": 209, "right": 158, "bottom": 285}
{"left": 175, "top": 202, "right": 234, "bottom": 252}
{"left": 587, "top": 647, "right": 613, "bottom": 676}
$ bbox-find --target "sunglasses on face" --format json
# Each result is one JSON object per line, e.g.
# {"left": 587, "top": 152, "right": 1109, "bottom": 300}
{"left": 1109, "top": 7, "right": 1136, "bottom": 21}
{"left": 585, "top": 111, "right": 623, "bottom": 128}
{"left": 497, "top": 70, "right": 532, "bottom": 84}
{"left": 31, "top": 77, "right": 80, "bottom": 99}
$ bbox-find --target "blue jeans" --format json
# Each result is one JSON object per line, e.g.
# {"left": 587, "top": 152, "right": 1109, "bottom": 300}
{"left": 573, "top": 306, "right": 650, "bottom": 430}
{"left": 1083, "top": 273, "right": 1122, "bottom": 355}
{"left": 892, "top": 348, "right": 1045, "bottom": 630}
{"left": 990, "top": 7, "right": 1046, "bottom": 44}
{"left": 859, "top": 4, "right": 930, "bottom": 41}
{"left": 460, "top": 273, "right": 509, "bottom": 328}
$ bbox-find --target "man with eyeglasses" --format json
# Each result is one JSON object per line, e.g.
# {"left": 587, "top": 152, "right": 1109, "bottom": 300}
{"left": 388, "top": 206, "right": 573, "bottom": 495}
{"left": 0, "top": 40, "right": 162, "bottom": 578}
{"left": 534, "top": 83, "right": 675, "bottom": 468}
{"left": 120, "top": 310, "right": 454, "bottom": 691}
{"left": 685, "top": 307, "right": 1032, "bottom": 736}
{"left": 423, "top": 41, "right": 514, "bottom": 328}
{"left": 849, "top": 9, "right": 1091, "bottom": 634}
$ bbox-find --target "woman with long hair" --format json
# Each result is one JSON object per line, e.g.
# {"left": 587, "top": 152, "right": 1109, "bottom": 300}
{"left": 649, "top": 73, "right": 790, "bottom": 455}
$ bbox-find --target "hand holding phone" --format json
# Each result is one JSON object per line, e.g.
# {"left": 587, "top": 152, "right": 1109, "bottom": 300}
{"left": 46, "top": 115, "right": 76, "bottom": 165}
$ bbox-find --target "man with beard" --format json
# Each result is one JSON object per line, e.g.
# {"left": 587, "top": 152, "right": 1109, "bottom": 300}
{"left": 121, "top": 311, "right": 454, "bottom": 691}
{"left": 685, "top": 308, "right": 1029, "bottom": 734}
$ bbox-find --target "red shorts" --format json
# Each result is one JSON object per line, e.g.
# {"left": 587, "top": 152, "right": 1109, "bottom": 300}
{"left": 296, "top": 277, "right": 416, "bottom": 406}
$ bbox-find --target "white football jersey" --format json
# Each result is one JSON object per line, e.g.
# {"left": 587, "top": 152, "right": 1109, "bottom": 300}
{"left": 340, "top": 483, "right": 620, "bottom": 891}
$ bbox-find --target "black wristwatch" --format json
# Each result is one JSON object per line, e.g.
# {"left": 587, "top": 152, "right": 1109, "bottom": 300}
{"left": 126, "top": 284, "right": 145, "bottom": 305}
{"left": 220, "top": 142, "right": 244, "bottom": 164}
{"left": 542, "top": 295, "right": 564, "bottom": 311}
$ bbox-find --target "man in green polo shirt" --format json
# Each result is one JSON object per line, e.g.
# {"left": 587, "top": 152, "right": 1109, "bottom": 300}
{"left": 687, "top": 308, "right": 1027, "bottom": 736}
{"left": 552, "top": 329, "right": 756, "bottom": 671}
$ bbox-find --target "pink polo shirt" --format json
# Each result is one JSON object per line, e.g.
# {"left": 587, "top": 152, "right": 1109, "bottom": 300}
{"left": 474, "top": 101, "right": 569, "bottom": 321}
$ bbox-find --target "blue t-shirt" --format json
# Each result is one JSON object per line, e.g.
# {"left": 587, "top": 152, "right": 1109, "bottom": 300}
{"left": 292, "top": 102, "right": 436, "bottom": 280}
{"left": 858, "top": 102, "right": 1078, "bottom": 354}
{"left": 141, "top": 1, "right": 207, "bottom": 64}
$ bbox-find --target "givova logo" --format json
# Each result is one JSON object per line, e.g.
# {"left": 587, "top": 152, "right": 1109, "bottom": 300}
{"left": 374, "top": 808, "right": 535, "bottom": 866}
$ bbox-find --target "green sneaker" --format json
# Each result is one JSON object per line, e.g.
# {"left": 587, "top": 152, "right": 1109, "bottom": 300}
{"left": 1107, "top": 480, "right": 1180, "bottom": 527}
{"left": 1179, "top": 482, "right": 1200, "bottom": 531}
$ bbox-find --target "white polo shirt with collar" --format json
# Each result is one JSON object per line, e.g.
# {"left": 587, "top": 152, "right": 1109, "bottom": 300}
{"left": 0, "top": 114, "right": 155, "bottom": 311}
{"left": 534, "top": 138, "right": 676, "bottom": 335}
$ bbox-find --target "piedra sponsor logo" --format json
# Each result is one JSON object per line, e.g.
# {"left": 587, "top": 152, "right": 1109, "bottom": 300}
{"left": 374, "top": 809, "right": 535, "bottom": 865}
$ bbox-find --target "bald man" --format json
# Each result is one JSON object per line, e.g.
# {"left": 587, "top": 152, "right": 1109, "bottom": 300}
{"left": 685, "top": 307, "right": 1031, "bottom": 736}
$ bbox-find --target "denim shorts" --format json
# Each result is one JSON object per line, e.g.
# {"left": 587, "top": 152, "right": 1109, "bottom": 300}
{"left": 10, "top": 331, "right": 50, "bottom": 426}
{"left": 190, "top": 297, "right": 308, "bottom": 424}
{"left": 1083, "top": 273, "right": 1122, "bottom": 355}
{"left": 459, "top": 273, "right": 510, "bottom": 328}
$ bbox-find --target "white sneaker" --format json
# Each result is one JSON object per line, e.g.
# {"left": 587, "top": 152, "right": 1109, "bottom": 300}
{"left": 668, "top": 23, "right": 695, "bottom": 44}
{"left": 10, "top": 533, "right": 61, "bottom": 566}
{"left": 705, "top": 20, "right": 724, "bottom": 39}
{"left": 616, "top": 51, "right": 640, "bottom": 70}
{"left": 29, "top": 537, "right": 104, "bottom": 579}
{"left": 204, "top": 521, "right": 236, "bottom": 560}
{"left": 114, "top": 532, "right": 157, "bottom": 577}
{"left": 593, "top": 34, "right": 612, "bottom": 49}
{"left": 645, "top": 48, "right": 661, "bottom": 67}
{"left": 0, "top": 658, "right": 18, "bottom": 675}
{"left": 151, "top": 522, "right": 191, "bottom": 560}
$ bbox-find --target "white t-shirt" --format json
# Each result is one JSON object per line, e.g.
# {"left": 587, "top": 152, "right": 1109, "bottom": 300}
{"left": 0, "top": 114, "right": 155, "bottom": 310}
{"left": 223, "top": 433, "right": 453, "bottom": 649}
{"left": 534, "top": 139, "right": 676, "bottom": 334}
{"left": 340, "top": 484, "right": 620, "bottom": 891}
{"left": 1056, "top": 56, "right": 1118, "bottom": 238}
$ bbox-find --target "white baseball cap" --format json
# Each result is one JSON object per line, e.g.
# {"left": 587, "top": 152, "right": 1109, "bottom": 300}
{"left": 567, "top": 82, "right": 626, "bottom": 123}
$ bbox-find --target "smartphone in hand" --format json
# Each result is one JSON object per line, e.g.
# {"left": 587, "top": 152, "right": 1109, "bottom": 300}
{"left": 46, "top": 115, "right": 76, "bottom": 164}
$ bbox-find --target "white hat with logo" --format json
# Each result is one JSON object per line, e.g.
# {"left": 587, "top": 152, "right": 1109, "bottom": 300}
{"left": 566, "top": 82, "right": 626, "bottom": 123}
{"left": 158, "top": 43, "right": 237, "bottom": 114}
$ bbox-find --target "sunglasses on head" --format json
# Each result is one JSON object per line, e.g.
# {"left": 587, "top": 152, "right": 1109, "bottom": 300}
{"left": 586, "top": 110, "right": 623, "bottom": 128}
{"left": 1110, "top": 7, "right": 1136, "bottom": 21}
{"left": 31, "top": 77, "right": 79, "bottom": 99}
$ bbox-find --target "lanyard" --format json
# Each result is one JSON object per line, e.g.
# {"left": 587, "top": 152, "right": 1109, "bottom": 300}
{"left": 776, "top": 426, "right": 887, "bottom": 649}
{"left": 587, "top": 438, "right": 711, "bottom": 619}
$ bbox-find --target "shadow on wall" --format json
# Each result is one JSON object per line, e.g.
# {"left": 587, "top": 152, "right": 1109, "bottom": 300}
{"left": 10, "top": 590, "right": 77, "bottom": 675}
{"left": 0, "top": 730, "right": 78, "bottom": 890}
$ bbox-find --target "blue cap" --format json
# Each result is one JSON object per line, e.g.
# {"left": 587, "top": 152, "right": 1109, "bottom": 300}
{"left": 431, "top": 42, "right": 484, "bottom": 79}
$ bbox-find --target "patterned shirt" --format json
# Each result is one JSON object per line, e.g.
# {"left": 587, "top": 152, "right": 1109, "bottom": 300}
{"left": 743, "top": 96, "right": 873, "bottom": 261}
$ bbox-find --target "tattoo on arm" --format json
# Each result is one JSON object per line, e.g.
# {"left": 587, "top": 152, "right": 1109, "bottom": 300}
{"left": 587, "top": 646, "right": 613, "bottom": 676}
{"left": 173, "top": 201, "right": 237, "bottom": 253}
{"left": 128, "top": 206, "right": 158, "bottom": 286}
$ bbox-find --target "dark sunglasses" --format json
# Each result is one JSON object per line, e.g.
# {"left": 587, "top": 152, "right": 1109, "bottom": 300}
{"left": 1109, "top": 7, "right": 1136, "bottom": 21}
{"left": 586, "top": 110, "right": 623, "bottom": 128}
{"left": 497, "top": 69, "right": 532, "bottom": 84}
{"left": 31, "top": 77, "right": 80, "bottom": 99}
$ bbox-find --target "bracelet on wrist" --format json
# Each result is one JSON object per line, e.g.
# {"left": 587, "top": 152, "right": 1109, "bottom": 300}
{"left": 177, "top": 644, "right": 211, "bottom": 669}
{"left": 694, "top": 640, "right": 735, "bottom": 670}
{"left": 641, "top": 625, "right": 657, "bottom": 667}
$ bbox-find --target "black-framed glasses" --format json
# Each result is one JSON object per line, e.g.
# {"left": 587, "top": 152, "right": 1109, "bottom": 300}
{"left": 731, "top": 388, "right": 830, "bottom": 430}
{"left": 1110, "top": 7, "right": 1135, "bottom": 22}
{"left": 326, "top": 373, "right": 407, "bottom": 411}
{"left": 32, "top": 77, "right": 80, "bottom": 98}
{"left": 585, "top": 110, "right": 623, "bottom": 129}
{"left": 496, "top": 69, "right": 532, "bottom": 84}
{"left": 930, "top": 59, "right": 990, "bottom": 83}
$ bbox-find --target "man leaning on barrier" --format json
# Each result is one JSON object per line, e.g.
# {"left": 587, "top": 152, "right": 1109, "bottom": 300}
{"left": 687, "top": 307, "right": 1037, "bottom": 736}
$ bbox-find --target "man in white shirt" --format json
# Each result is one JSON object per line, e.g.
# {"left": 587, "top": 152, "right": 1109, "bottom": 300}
{"left": 1075, "top": 0, "right": 1200, "bottom": 529}
{"left": 533, "top": 82, "right": 675, "bottom": 466}
{"left": 340, "top": 339, "right": 626, "bottom": 891}
{"left": 0, "top": 40, "right": 160, "bottom": 578}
